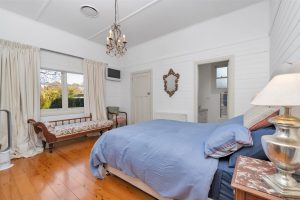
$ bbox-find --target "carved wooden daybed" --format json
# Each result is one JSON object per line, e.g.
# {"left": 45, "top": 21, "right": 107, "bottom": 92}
{"left": 28, "top": 114, "right": 113, "bottom": 153}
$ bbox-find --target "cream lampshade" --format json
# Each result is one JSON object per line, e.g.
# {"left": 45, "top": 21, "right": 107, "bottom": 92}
{"left": 251, "top": 73, "right": 300, "bottom": 197}
{"left": 252, "top": 73, "right": 300, "bottom": 106}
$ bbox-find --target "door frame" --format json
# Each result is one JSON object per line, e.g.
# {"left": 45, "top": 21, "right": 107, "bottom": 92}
{"left": 194, "top": 56, "right": 235, "bottom": 122}
{"left": 130, "top": 70, "right": 153, "bottom": 124}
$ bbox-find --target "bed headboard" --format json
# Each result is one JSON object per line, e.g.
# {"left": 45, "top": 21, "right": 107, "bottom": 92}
{"left": 154, "top": 112, "right": 187, "bottom": 122}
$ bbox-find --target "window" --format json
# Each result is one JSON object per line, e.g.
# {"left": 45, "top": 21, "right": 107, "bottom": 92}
{"left": 40, "top": 69, "right": 84, "bottom": 115}
{"left": 216, "top": 66, "right": 228, "bottom": 89}
{"left": 67, "top": 73, "right": 84, "bottom": 108}
{"left": 40, "top": 69, "right": 62, "bottom": 109}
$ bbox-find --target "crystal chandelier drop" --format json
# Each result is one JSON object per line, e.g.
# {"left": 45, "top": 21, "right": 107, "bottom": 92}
{"left": 106, "top": 0, "right": 127, "bottom": 57}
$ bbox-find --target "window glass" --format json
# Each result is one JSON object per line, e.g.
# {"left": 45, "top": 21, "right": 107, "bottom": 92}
{"left": 40, "top": 69, "right": 62, "bottom": 109}
{"left": 216, "top": 78, "right": 227, "bottom": 89}
{"left": 216, "top": 67, "right": 227, "bottom": 78}
{"left": 67, "top": 73, "right": 84, "bottom": 108}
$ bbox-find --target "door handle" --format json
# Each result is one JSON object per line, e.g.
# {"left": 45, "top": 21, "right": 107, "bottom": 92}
{"left": 147, "top": 92, "right": 151, "bottom": 95}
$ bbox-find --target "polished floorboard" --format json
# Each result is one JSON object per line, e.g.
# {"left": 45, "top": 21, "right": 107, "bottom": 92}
{"left": 0, "top": 137, "right": 155, "bottom": 200}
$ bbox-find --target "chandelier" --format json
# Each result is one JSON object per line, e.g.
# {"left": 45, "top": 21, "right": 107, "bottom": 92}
{"left": 106, "top": 0, "right": 127, "bottom": 57}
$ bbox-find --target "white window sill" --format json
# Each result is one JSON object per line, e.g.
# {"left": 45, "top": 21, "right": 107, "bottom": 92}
{"left": 40, "top": 107, "right": 84, "bottom": 117}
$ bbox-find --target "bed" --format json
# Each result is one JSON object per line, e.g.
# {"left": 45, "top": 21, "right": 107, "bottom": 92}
{"left": 90, "top": 117, "right": 275, "bottom": 200}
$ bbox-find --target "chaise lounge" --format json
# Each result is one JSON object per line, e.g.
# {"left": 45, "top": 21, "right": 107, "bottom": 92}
{"left": 28, "top": 114, "right": 113, "bottom": 153}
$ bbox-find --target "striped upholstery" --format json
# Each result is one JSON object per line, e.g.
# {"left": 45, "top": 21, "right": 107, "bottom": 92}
{"left": 112, "top": 117, "right": 127, "bottom": 123}
{"left": 244, "top": 106, "right": 279, "bottom": 131}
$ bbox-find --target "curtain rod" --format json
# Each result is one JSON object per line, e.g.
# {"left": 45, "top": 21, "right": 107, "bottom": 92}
{"left": 40, "top": 48, "right": 108, "bottom": 65}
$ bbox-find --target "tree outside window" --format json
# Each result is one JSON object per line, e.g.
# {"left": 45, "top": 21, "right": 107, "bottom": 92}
{"left": 40, "top": 69, "right": 84, "bottom": 113}
{"left": 40, "top": 69, "right": 62, "bottom": 109}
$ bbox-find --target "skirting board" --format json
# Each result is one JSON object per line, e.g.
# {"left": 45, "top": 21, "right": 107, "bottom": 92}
{"left": 104, "top": 165, "right": 213, "bottom": 200}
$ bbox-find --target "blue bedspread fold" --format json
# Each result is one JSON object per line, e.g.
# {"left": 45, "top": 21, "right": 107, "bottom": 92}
{"left": 90, "top": 120, "right": 219, "bottom": 200}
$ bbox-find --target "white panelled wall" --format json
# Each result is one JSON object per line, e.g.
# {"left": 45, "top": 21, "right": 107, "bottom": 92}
{"left": 269, "top": 0, "right": 300, "bottom": 117}
{"left": 0, "top": 8, "right": 123, "bottom": 120}
{"left": 0, "top": 1, "right": 275, "bottom": 122}
{"left": 121, "top": 1, "right": 270, "bottom": 123}
{"left": 270, "top": 0, "right": 300, "bottom": 75}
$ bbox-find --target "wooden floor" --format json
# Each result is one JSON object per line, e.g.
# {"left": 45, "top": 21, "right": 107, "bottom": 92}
{"left": 0, "top": 137, "right": 155, "bottom": 200}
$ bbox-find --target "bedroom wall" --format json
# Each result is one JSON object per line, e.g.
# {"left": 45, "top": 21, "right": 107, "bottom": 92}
{"left": 0, "top": 8, "right": 122, "bottom": 120}
{"left": 270, "top": 0, "right": 300, "bottom": 75}
{"left": 121, "top": 1, "right": 270, "bottom": 123}
{"left": 269, "top": 0, "right": 300, "bottom": 117}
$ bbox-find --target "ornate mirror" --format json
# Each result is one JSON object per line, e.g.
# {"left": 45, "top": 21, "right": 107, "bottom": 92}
{"left": 163, "top": 68, "right": 180, "bottom": 97}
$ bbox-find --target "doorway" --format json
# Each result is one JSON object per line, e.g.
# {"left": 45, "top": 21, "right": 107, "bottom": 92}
{"left": 131, "top": 70, "right": 152, "bottom": 124}
{"left": 197, "top": 60, "right": 230, "bottom": 123}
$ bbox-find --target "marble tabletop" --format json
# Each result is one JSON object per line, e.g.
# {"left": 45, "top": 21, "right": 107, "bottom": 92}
{"left": 232, "top": 156, "right": 300, "bottom": 199}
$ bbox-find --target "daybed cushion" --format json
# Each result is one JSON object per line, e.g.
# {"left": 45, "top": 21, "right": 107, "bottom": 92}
{"left": 46, "top": 120, "right": 113, "bottom": 137}
{"left": 204, "top": 123, "right": 253, "bottom": 158}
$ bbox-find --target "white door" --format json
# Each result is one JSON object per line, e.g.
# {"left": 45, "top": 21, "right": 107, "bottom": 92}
{"left": 131, "top": 71, "right": 152, "bottom": 123}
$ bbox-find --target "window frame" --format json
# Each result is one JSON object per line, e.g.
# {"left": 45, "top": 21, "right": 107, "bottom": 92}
{"left": 40, "top": 68, "right": 84, "bottom": 117}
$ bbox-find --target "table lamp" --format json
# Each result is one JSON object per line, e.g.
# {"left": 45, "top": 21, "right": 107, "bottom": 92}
{"left": 251, "top": 73, "right": 300, "bottom": 197}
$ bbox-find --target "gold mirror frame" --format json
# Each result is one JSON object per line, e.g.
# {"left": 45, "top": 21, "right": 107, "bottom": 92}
{"left": 163, "top": 68, "right": 180, "bottom": 97}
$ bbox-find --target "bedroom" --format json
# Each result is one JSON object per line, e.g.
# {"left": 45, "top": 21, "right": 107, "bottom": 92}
{"left": 0, "top": 0, "right": 300, "bottom": 200}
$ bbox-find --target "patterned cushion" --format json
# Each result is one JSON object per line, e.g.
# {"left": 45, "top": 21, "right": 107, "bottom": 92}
{"left": 204, "top": 124, "right": 253, "bottom": 158}
{"left": 112, "top": 117, "right": 127, "bottom": 123}
{"left": 244, "top": 106, "right": 279, "bottom": 131}
{"left": 46, "top": 120, "right": 113, "bottom": 137}
{"left": 44, "top": 122, "right": 55, "bottom": 131}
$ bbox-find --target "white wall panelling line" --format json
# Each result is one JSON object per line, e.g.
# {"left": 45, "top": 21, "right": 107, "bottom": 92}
{"left": 270, "top": 0, "right": 300, "bottom": 74}
{"left": 270, "top": 0, "right": 289, "bottom": 37}
{"left": 125, "top": 35, "right": 268, "bottom": 68}
{"left": 270, "top": 0, "right": 300, "bottom": 116}
{"left": 272, "top": 18, "right": 300, "bottom": 67}
{"left": 88, "top": 0, "right": 162, "bottom": 40}
{"left": 271, "top": 1, "right": 300, "bottom": 64}
{"left": 269, "top": 0, "right": 282, "bottom": 35}
{"left": 35, "top": 0, "right": 52, "bottom": 20}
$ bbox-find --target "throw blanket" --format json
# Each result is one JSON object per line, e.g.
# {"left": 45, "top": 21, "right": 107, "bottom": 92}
{"left": 90, "top": 120, "right": 219, "bottom": 200}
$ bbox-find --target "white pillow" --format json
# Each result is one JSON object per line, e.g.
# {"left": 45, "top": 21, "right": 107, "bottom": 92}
{"left": 244, "top": 106, "right": 279, "bottom": 131}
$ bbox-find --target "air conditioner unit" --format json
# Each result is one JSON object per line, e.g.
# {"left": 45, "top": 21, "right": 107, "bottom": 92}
{"left": 106, "top": 67, "right": 121, "bottom": 81}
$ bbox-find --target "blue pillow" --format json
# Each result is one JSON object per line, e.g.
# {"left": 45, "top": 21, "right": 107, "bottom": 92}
{"left": 204, "top": 123, "right": 253, "bottom": 158}
{"left": 222, "top": 115, "right": 243, "bottom": 125}
{"left": 228, "top": 126, "right": 275, "bottom": 168}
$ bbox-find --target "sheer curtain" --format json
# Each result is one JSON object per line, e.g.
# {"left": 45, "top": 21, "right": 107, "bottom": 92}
{"left": 83, "top": 59, "right": 107, "bottom": 121}
{"left": 0, "top": 39, "right": 43, "bottom": 158}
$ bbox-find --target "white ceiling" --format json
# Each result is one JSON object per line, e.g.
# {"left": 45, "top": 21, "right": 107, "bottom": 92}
{"left": 0, "top": 0, "right": 263, "bottom": 47}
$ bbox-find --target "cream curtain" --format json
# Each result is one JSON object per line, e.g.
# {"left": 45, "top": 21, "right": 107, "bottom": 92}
{"left": 0, "top": 39, "right": 43, "bottom": 158}
{"left": 83, "top": 59, "right": 107, "bottom": 121}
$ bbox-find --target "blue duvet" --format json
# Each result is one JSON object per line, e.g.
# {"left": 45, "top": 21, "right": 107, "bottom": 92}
{"left": 90, "top": 120, "right": 219, "bottom": 200}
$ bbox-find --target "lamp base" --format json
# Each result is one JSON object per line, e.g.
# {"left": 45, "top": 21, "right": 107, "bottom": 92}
{"left": 262, "top": 174, "right": 300, "bottom": 197}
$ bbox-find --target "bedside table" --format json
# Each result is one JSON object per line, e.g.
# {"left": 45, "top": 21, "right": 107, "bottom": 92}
{"left": 231, "top": 156, "right": 300, "bottom": 200}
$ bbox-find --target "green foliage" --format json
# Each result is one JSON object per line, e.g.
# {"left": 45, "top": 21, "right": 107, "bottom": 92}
{"left": 40, "top": 83, "right": 62, "bottom": 109}
{"left": 40, "top": 83, "right": 84, "bottom": 109}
